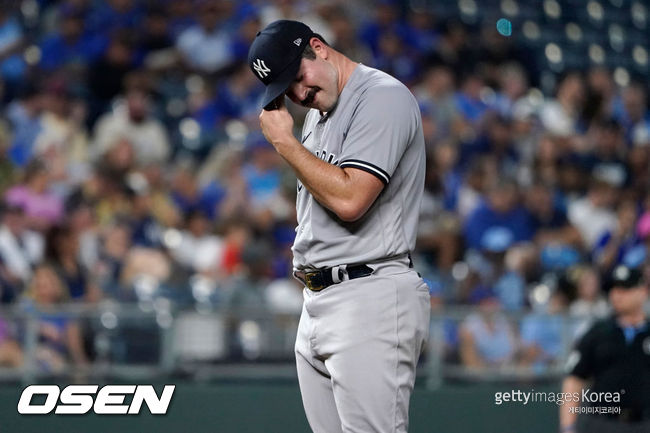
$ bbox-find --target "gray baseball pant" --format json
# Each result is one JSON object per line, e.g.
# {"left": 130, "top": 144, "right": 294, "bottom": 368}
{"left": 295, "top": 261, "right": 430, "bottom": 433}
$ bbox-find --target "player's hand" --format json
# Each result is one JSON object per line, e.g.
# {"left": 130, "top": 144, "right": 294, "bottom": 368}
{"left": 259, "top": 97, "right": 295, "bottom": 151}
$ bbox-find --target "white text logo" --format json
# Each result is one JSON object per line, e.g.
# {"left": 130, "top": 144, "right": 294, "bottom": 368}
{"left": 252, "top": 59, "right": 271, "bottom": 78}
{"left": 17, "top": 384, "right": 175, "bottom": 415}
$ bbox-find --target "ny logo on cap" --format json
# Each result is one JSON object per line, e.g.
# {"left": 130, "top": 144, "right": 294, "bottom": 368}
{"left": 252, "top": 59, "right": 271, "bottom": 78}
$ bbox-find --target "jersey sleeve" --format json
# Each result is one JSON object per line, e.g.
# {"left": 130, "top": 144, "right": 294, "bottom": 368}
{"left": 567, "top": 324, "right": 597, "bottom": 379}
{"left": 338, "top": 85, "right": 419, "bottom": 186}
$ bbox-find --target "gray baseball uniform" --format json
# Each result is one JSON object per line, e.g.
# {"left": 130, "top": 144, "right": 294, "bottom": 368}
{"left": 293, "top": 64, "right": 430, "bottom": 433}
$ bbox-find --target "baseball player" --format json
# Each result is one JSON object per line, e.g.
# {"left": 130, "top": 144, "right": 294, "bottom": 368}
{"left": 248, "top": 20, "right": 430, "bottom": 433}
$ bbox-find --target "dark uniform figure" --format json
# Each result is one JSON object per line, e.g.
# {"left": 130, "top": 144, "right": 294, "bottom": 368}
{"left": 560, "top": 265, "right": 650, "bottom": 433}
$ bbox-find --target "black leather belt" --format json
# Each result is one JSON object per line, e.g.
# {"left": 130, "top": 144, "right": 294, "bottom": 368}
{"left": 294, "top": 264, "right": 373, "bottom": 292}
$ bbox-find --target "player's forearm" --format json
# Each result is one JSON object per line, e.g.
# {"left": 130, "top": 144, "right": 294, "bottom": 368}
{"left": 275, "top": 137, "right": 372, "bottom": 221}
{"left": 559, "top": 376, "right": 584, "bottom": 432}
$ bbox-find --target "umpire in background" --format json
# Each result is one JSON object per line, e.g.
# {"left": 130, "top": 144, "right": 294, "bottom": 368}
{"left": 559, "top": 264, "right": 650, "bottom": 433}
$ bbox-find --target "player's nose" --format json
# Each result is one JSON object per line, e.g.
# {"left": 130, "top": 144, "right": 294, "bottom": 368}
{"left": 288, "top": 83, "right": 308, "bottom": 102}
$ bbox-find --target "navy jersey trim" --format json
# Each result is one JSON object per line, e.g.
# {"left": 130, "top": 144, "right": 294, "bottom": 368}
{"left": 340, "top": 159, "right": 390, "bottom": 185}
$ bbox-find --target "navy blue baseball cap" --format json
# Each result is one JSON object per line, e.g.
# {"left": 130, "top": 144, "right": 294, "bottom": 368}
{"left": 607, "top": 265, "right": 644, "bottom": 291}
{"left": 248, "top": 20, "right": 315, "bottom": 110}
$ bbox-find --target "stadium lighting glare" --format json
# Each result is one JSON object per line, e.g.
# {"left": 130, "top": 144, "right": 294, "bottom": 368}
{"left": 631, "top": 2, "right": 647, "bottom": 29}
{"left": 185, "top": 74, "right": 205, "bottom": 94}
{"left": 451, "top": 262, "right": 470, "bottom": 281}
{"left": 224, "top": 119, "right": 249, "bottom": 142}
{"left": 633, "top": 46, "right": 648, "bottom": 66}
{"left": 522, "top": 21, "right": 540, "bottom": 40}
{"left": 458, "top": 0, "right": 478, "bottom": 17}
{"left": 589, "top": 44, "right": 605, "bottom": 64}
{"left": 587, "top": 1, "right": 604, "bottom": 21}
{"left": 500, "top": 0, "right": 519, "bottom": 17}
{"left": 23, "top": 45, "right": 41, "bottom": 65}
{"left": 608, "top": 24, "right": 625, "bottom": 52}
{"left": 613, "top": 67, "right": 630, "bottom": 87}
{"left": 179, "top": 118, "right": 201, "bottom": 140}
{"left": 21, "top": 0, "right": 39, "bottom": 20}
{"left": 543, "top": 0, "right": 561, "bottom": 19}
{"left": 531, "top": 284, "right": 551, "bottom": 306}
{"left": 166, "top": 98, "right": 187, "bottom": 118}
{"left": 100, "top": 311, "right": 119, "bottom": 330}
{"left": 545, "top": 43, "right": 563, "bottom": 64}
{"left": 565, "top": 23, "right": 582, "bottom": 42}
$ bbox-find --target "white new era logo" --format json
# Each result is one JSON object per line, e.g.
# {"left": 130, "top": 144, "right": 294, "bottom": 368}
{"left": 252, "top": 59, "right": 271, "bottom": 78}
{"left": 293, "top": 38, "right": 302, "bottom": 46}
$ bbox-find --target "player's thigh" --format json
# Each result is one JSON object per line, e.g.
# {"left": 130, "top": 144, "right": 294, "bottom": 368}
{"left": 296, "top": 351, "right": 344, "bottom": 433}
{"left": 326, "top": 272, "right": 429, "bottom": 433}
{"left": 295, "top": 299, "right": 344, "bottom": 433}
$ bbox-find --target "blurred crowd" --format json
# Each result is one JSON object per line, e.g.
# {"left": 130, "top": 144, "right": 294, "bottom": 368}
{"left": 0, "top": 0, "right": 648, "bottom": 374}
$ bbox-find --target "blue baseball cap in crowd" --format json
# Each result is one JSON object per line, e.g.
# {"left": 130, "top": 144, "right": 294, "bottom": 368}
{"left": 248, "top": 20, "right": 315, "bottom": 110}
{"left": 480, "top": 227, "right": 514, "bottom": 253}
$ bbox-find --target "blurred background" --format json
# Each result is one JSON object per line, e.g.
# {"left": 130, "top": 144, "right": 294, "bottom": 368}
{"left": 0, "top": 0, "right": 648, "bottom": 431}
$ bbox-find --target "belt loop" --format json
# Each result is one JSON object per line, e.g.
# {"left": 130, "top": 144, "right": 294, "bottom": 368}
{"left": 331, "top": 266, "right": 343, "bottom": 284}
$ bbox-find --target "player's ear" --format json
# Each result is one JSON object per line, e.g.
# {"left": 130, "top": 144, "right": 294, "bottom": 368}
{"left": 310, "top": 37, "right": 328, "bottom": 60}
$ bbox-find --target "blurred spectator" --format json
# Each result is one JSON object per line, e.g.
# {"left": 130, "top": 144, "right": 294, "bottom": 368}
{"left": 259, "top": 0, "right": 332, "bottom": 43}
{"left": 241, "top": 133, "right": 292, "bottom": 230}
{"left": 38, "top": 6, "right": 106, "bottom": 74}
{"left": 265, "top": 276, "right": 303, "bottom": 315}
{"left": 0, "top": 316, "right": 22, "bottom": 367}
{"left": 228, "top": 4, "right": 262, "bottom": 63}
{"left": 568, "top": 266, "right": 609, "bottom": 337}
{"left": 6, "top": 83, "right": 45, "bottom": 168}
{"left": 0, "top": 204, "right": 43, "bottom": 292}
{"left": 328, "top": 8, "right": 372, "bottom": 65}
{"left": 372, "top": 29, "right": 419, "bottom": 85}
{"left": 491, "top": 62, "right": 529, "bottom": 119}
{"left": 454, "top": 72, "right": 488, "bottom": 129}
{"left": 415, "top": 64, "right": 457, "bottom": 145}
{"left": 525, "top": 181, "right": 581, "bottom": 248}
{"left": 194, "top": 62, "right": 264, "bottom": 133}
{"left": 45, "top": 224, "right": 100, "bottom": 302}
{"left": 94, "top": 221, "right": 132, "bottom": 295}
{"left": 540, "top": 71, "right": 585, "bottom": 138}
{"left": 170, "top": 209, "right": 224, "bottom": 276}
{"left": 86, "top": 0, "right": 144, "bottom": 37}
{"left": 32, "top": 79, "right": 90, "bottom": 189}
{"left": 86, "top": 31, "right": 139, "bottom": 123}
{"left": 615, "top": 81, "right": 650, "bottom": 146}
{"left": 593, "top": 199, "right": 641, "bottom": 272}
{"left": 20, "top": 264, "right": 89, "bottom": 372}
{"left": 175, "top": 1, "right": 235, "bottom": 74}
{"left": 463, "top": 179, "right": 533, "bottom": 250}
{"left": 567, "top": 178, "right": 617, "bottom": 249}
{"left": 459, "top": 286, "right": 518, "bottom": 369}
{"left": 93, "top": 85, "right": 170, "bottom": 166}
{"left": 0, "top": 7, "right": 26, "bottom": 95}
{"left": 520, "top": 290, "right": 569, "bottom": 371}
{"left": 138, "top": 6, "right": 177, "bottom": 70}
{"left": 584, "top": 67, "right": 615, "bottom": 123}
{"left": 5, "top": 159, "right": 64, "bottom": 231}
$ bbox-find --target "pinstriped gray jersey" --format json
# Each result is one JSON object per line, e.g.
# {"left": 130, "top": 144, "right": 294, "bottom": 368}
{"left": 292, "top": 64, "right": 425, "bottom": 270}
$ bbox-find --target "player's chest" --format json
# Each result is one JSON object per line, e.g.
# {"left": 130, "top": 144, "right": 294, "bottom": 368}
{"left": 302, "top": 115, "right": 349, "bottom": 166}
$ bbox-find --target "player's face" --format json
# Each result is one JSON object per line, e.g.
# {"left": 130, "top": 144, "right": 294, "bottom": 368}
{"left": 287, "top": 56, "right": 339, "bottom": 112}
